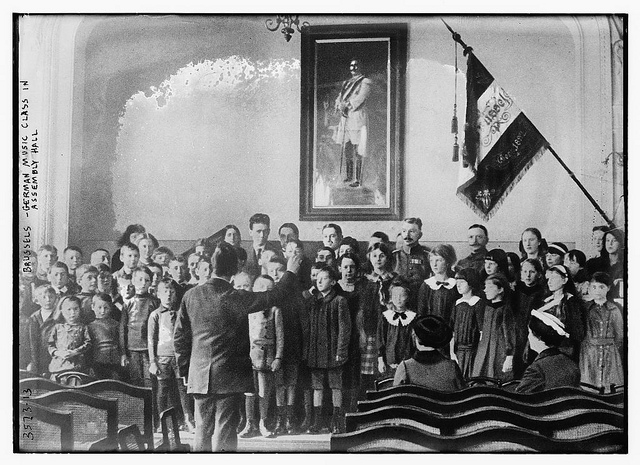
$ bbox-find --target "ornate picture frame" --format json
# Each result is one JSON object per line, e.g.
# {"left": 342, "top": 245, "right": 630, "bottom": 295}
{"left": 300, "top": 23, "right": 407, "bottom": 221}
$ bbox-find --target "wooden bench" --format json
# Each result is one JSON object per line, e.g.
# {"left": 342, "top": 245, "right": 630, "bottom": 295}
{"left": 29, "top": 390, "right": 118, "bottom": 451}
{"left": 20, "top": 377, "right": 153, "bottom": 450}
{"left": 366, "top": 384, "right": 624, "bottom": 405}
{"left": 356, "top": 392, "right": 625, "bottom": 417}
{"left": 331, "top": 423, "right": 625, "bottom": 452}
{"left": 17, "top": 400, "right": 74, "bottom": 452}
{"left": 345, "top": 404, "right": 624, "bottom": 438}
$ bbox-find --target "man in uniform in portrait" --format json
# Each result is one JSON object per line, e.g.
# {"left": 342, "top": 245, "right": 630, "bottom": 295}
{"left": 334, "top": 59, "right": 372, "bottom": 188}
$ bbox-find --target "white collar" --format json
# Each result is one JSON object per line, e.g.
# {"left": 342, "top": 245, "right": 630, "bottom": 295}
{"left": 424, "top": 276, "right": 456, "bottom": 290}
{"left": 382, "top": 309, "right": 417, "bottom": 326}
{"left": 456, "top": 295, "right": 480, "bottom": 306}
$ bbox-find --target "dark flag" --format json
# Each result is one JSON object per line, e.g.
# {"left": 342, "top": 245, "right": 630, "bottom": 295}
{"left": 457, "top": 53, "right": 549, "bottom": 220}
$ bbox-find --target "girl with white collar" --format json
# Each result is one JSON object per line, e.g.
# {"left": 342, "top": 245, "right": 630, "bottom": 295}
{"left": 417, "top": 244, "right": 459, "bottom": 326}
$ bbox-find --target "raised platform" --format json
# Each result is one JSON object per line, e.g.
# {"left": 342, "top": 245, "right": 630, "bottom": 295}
{"left": 155, "top": 431, "right": 331, "bottom": 452}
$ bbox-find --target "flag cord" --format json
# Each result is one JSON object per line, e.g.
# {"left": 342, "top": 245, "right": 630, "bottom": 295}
{"left": 547, "top": 145, "right": 616, "bottom": 230}
{"left": 451, "top": 40, "right": 459, "bottom": 162}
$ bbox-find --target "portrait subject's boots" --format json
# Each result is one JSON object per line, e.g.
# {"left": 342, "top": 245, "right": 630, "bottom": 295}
{"left": 285, "top": 404, "right": 296, "bottom": 434}
{"left": 350, "top": 154, "right": 363, "bottom": 187}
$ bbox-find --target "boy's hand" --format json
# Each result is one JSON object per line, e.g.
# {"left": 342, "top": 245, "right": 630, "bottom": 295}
{"left": 149, "top": 362, "right": 159, "bottom": 376}
{"left": 286, "top": 255, "right": 302, "bottom": 275}
{"left": 389, "top": 363, "right": 398, "bottom": 370}
{"left": 377, "top": 360, "right": 386, "bottom": 374}
{"left": 120, "top": 355, "right": 129, "bottom": 367}
{"left": 335, "top": 354, "right": 345, "bottom": 364}
{"left": 271, "top": 359, "right": 282, "bottom": 372}
{"left": 26, "top": 363, "right": 34, "bottom": 373}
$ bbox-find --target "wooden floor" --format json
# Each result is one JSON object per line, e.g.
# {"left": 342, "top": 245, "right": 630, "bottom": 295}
{"left": 156, "top": 431, "right": 332, "bottom": 452}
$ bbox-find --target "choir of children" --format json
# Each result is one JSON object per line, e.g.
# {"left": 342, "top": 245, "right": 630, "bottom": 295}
{"left": 18, "top": 218, "right": 626, "bottom": 438}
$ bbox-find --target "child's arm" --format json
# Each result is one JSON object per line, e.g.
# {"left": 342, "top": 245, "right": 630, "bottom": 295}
{"left": 376, "top": 313, "right": 387, "bottom": 374}
{"left": 173, "top": 298, "right": 192, "bottom": 382}
{"left": 147, "top": 310, "right": 160, "bottom": 376}
{"left": 119, "top": 303, "right": 130, "bottom": 365}
{"left": 272, "top": 306, "right": 284, "bottom": 372}
{"left": 501, "top": 305, "right": 515, "bottom": 373}
{"left": 335, "top": 297, "right": 351, "bottom": 364}
{"left": 47, "top": 326, "right": 68, "bottom": 360}
{"left": 71, "top": 325, "right": 92, "bottom": 356}
{"left": 611, "top": 303, "right": 624, "bottom": 352}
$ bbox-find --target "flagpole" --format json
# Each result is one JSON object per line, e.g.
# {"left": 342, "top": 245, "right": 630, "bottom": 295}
{"left": 547, "top": 145, "right": 617, "bottom": 230}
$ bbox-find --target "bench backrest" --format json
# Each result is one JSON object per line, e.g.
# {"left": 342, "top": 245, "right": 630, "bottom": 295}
{"left": 345, "top": 404, "right": 624, "bottom": 438}
{"left": 19, "top": 377, "right": 153, "bottom": 450}
{"left": 17, "top": 400, "right": 74, "bottom": 452}
{"left": 367, "top": 384, "right": 624, "bottom": 405}
{"left": 29, "top": 389, "right": 118, "bottom": 451}
{"left": 331, "top": 423, "right": 625, "bottom": 453}
{"left": 357, "top": 392, "right": 625, "bottom": 416}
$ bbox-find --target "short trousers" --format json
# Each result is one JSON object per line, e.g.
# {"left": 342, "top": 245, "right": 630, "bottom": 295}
{"left": 311, "top": 366, "right": 343, "bottom": 390}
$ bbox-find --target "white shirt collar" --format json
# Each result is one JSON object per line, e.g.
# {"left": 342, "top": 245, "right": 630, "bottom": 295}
{"left": 382, "top": 309, "right": 417, "bottom": 326}
{"left": 424, "top": 276, "right": 456, "bottom": 290}
{"left": 456, "top": 295, "right": 480, "bottom": 306}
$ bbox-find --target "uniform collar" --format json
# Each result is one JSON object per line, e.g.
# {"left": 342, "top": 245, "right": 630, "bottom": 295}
{"left": 456, "top": 295, "right": 480, "bottom": 306}
{"left": 382, "top": 309, "right": 417, "bottom": 326}
{"left": 318, "top": 288, "right": 337, "bottom": 303}
{"left": 425, "top": 276, "right": 456, "bottom": 290}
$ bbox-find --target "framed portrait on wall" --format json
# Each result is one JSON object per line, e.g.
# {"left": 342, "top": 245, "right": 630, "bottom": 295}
{"left": 300, "top": 23, "right": 407, "bottom": 221}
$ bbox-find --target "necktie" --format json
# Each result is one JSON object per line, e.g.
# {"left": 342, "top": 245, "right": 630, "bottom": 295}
{"left": 436, "top": 281, "right": 448, "bottom": 286}
{"left": 256, "top": 248, "right": 262, "bottom": 261}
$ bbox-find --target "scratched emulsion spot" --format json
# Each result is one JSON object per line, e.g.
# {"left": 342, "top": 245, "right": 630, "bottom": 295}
{"left": 112, "top": 56, "right": 300, "bottom": 237}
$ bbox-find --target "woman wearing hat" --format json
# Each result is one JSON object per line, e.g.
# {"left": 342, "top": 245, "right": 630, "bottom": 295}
{"left": 516, "top": 309, "right": 580, "bottom": 393}
{"left": 393, "top": 315, "right": 465, "bottom": 391}
{"left": 545, "top": 242, "right": 569, "bottom": 269}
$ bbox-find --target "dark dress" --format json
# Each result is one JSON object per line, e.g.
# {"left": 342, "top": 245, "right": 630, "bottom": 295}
{"left": 512, "top": 281, "right": 546, "bottom": 377}
{"left": 450, "top": 296, "right": 484, "bottom": 378}
{"left": 336, "top": 279, "right": 366, "bottom": 389}
{"left": 471, "top": 299, "right": 515, "bottom": 382}
{"left": 357, "top": 272, "right": 396, "bottom": 375}
{"left": 377, "top": 309, "right": 417, "bottom": 367}
{"left": 417, "top": 277, "right": 459, "bottom": 322}
{"left": 393, "top": 350, "right": 465, "bottom": 392}
{"left": 516, "top": 347, "right": 580, "bottom": 393}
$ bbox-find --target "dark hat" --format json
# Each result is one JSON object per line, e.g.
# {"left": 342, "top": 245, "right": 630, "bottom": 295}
{"left": 484, "top": 248, "right": 507, "bottom": 263}
{"left": 547, "top": 242, "right": 569, "bottom": 256}
{"left": 413, "top": 315, "right": 453, "bottom": 348}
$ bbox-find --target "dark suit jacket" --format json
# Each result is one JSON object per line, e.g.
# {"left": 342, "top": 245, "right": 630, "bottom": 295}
{"left": 393, "top": 350, "right": 466, "bottom": 392}
{"left": 242, "top": 241, "right": 282, "bottom": 278}
{"left": 173, "top": 271, "right": 295, "bottom": 395}
{"left": 515, "top": 347, "right": 580, "bottom": 393}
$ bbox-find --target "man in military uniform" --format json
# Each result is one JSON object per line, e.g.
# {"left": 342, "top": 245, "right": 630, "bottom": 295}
{"left": 456, "top": 224, "right": 489, "bottom": 274}
{"left": 334, "top": 59, "right": 372, "bottom": 188}
{"left": 393, "top": 217, "right": 430, "bottom": 307}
